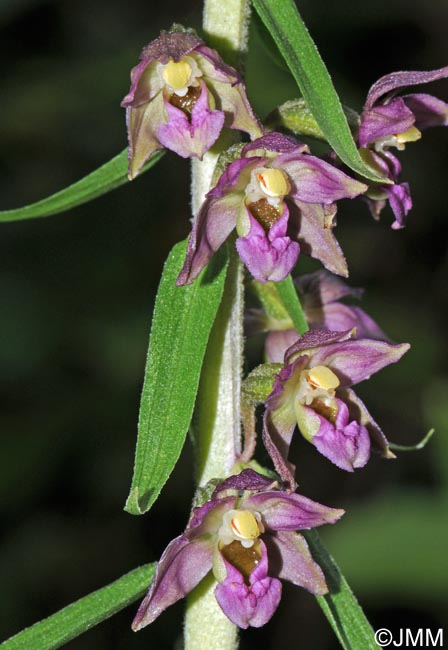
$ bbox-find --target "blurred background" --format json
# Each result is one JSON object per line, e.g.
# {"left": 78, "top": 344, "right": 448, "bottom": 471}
{"left": 0, "top": 0, "right": 447, "bottom": 648}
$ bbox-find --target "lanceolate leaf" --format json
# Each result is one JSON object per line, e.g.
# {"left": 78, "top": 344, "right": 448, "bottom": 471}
{"left": 125, "top": 240, "right": 228, "bottom": 515}
{"left": 0, "top": 149, "right": 164, "bottom": 223}
{"left": 305, "top": 530, "right": 378, "bottom": 650}
{"left": 276, "top": 274, "right": 308, "bottom": 334}
{"left": 0, "top": 563, "right": 156, "bottom": 650}
{"left": 252, "top": 0, "right": 385, "bottom": 183}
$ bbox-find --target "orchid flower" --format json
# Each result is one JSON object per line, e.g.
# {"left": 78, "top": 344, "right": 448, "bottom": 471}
{"left": 132, "top": 469, "right": 343, "bottom": 630}
{"left": 122, "top": 29, "right": 262, "bottom": 178}
{"left": 246, "top": 270, "right": 389, "bottom": 363}
{"left": 358, "top": 67, "right": 448, "bottom": 229}
{"left": 263, "top": 329, "right": 409, "bottom": 486}
{"left": 177, "top": 132, "right": 367, "bottom": 285}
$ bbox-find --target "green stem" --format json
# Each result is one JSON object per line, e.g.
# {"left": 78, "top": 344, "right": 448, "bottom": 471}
{"left": 202, "top": 0, "right": 251, "bottom": 70}
{"left": 184, "top": 574, "right": 238, "bottom": 650}
{"left": 184, "top": 2, "right": 251, "bottom": 649}
{"left": 184, "top": 257, "right": 243, "bottom": 650}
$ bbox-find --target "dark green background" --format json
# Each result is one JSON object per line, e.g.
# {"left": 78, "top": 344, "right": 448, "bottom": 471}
{"left": 0, "top": 0, "right": 447, "bottom": 648}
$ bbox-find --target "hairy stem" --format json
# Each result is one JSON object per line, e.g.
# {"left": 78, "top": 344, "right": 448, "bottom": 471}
{"left": 194, "top": 244, "right": 244, "bottom": 485}
{"left": 184, "top": 1, "right": 251, "bottom": 649}
{"left": 203, "top": 0, "right": 251, "bottom": 70}
{"left": 184, "top": 574, "right": 238, "bottom": 650}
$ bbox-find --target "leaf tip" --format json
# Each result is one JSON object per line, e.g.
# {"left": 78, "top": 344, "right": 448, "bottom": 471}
{"left": 124, "top": 487, "right": 144, "bottom": 515}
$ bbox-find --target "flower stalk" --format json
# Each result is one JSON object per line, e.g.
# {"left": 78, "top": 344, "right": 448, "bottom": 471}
{"left": 184, "top": 1, "right": 252, "bottom": 648}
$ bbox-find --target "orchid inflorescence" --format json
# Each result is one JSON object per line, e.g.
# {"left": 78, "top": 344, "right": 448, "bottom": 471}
{"left": 122, "top": 27, "right": 446, "bottom": 634}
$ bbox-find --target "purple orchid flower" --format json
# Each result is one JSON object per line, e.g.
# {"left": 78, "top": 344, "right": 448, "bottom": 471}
{"left": 246, "top": 270, "right": 389, "bottom": 363}
{"left": 132, "top": 469, "right": 343, "bottom": 630}
{"left": 122, "top": 29, "right": 262, "bottom": 178}
{"left": 177, "top": 132, "right": 367, "bottom": 285}
{"left": 358, "top": 67, "right": 448, "bottom": 229}
{"left": 263, "top": 329, "right": 409, "bottom": 487}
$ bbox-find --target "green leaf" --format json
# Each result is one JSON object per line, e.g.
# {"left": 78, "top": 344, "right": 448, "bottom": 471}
{"left": 252, "top": 0, "right": 386, "bottom": 183}
{"left": 125, "top": 239, "right": 228, "bottom": 515}
{"left": 0, "top": 563, "right": 156, "bottom": 650}
{"left": 305, "top": 531, "right": 379, "bottom": 650}
{"left": 276, "top": 274, "right": 308, "bottom": 334}
{"left": 0, "top": 149, "right": 164, "bottom": 223}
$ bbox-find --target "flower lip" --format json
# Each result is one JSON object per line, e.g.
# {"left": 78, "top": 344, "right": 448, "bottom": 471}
{"left": 247, "top": 198, "right": 283, "bottom": 232}
{"left": 236, "top": 207, "right": 300, "bottom": 283}
{"left": 168, "top": 84, "right": 202, "bottom": 114}
{"left": 215, "top": 539, "right": 282, "bottom": 629}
